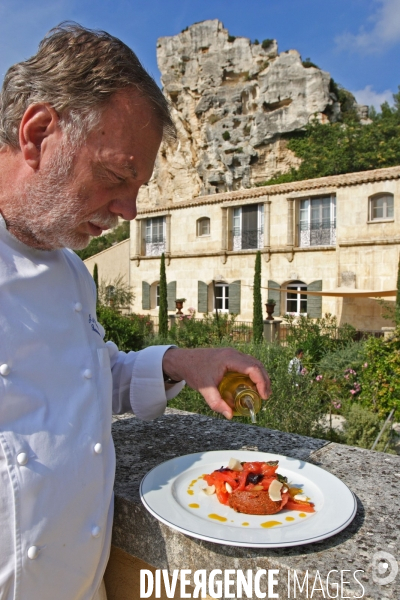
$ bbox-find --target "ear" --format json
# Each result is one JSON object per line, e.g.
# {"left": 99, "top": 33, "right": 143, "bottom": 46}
{"left": 19, "top": 103, "right": 60, "bottom": 170}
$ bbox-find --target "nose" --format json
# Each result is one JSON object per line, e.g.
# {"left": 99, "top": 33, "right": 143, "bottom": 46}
{"left": 108, "top": 194, "right": 138, "bottom": 221}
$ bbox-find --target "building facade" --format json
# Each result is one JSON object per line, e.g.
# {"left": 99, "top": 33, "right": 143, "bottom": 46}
{"left": 86, "top": 166, "right": 400, "bottom": 331}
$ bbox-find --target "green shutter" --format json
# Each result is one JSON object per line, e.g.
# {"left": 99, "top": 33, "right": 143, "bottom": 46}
{"left": 307, "top": 280, "right": 322, "bottom": 318}
{"left": 267, "top": 280, "right": 281, "bottom": 315}
{"left": 229, "top": 280, "right": 241, "bottom": 314}
{"left": 198, "top": 281, "right": 208, "bottom": 313}
{"left": 167, "top": 281, "right": 177, "bottom": 311}
{"left": 142, "top": 281, "right": 150, "bottom": 310}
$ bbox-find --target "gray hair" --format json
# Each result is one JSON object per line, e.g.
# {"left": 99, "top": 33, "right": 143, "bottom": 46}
{"left": 0, "top": 22, "right": 176, "bottom": 148}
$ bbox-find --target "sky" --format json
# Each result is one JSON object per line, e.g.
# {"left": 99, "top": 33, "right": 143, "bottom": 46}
{"left": 0, "top": 0, "right": 399, "bottom": 109}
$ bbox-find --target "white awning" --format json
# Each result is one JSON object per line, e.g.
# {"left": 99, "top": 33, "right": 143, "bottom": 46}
{"left": 265, "top": 287, "right": 397, "bottom": 298}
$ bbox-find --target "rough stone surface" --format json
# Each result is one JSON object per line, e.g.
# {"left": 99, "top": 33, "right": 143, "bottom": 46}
{"left": 112, "top": 410, "right": 400, "bottom": 599}
{"left": 138, "top": 20, "right": 364, "bottom": 208}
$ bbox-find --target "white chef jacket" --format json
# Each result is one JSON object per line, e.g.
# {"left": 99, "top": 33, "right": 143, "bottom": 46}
{"left": 0, "top": 217, "right": 184, "bottom": 600}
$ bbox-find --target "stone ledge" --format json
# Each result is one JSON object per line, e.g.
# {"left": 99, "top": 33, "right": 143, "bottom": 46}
{"left": 111, "top": 410, "right": 400, "bottom": 599}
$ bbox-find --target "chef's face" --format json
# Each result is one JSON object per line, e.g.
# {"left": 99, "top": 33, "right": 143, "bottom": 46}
{"left": 12, "top": 90, "right": 163, "bottom": 250}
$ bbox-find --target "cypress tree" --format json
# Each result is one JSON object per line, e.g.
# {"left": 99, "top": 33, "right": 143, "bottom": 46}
{"left": 93, "top": 263, "right": 99, "bottom": 306}
{"left": 253, "top": 251, "right": 263, "bottom": 342}
{"left": 396, "top": 256, "right": 400, "bottom": 326}
{"left": 159, "top": 252, "right": 168, "bottom": 338}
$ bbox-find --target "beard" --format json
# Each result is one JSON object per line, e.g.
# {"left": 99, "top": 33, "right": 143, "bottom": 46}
{"left": 5, "top": 142, "right": 118, "bottom": 251}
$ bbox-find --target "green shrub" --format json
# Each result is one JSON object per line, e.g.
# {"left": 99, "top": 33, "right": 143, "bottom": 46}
{"left": 342, "top": 404, "right": 394, "bottom": 452}
{"left": 261, "top": 39, "right": 273, "bottom": 50}
{"left": 97, "top": 306, "right": 151, "bottom": 351}
{"left": 167, "top": 312, "right": 239, "bottom": 348}
{"left": 359, "top": 329, "right": 400, "bottom": 420}
{"left": 222, "top": 131, "right": 231, "bottom": 141}
{"left": 284, "top": 314, "right": 356, "bottom": 364}
{"left": 228, "top": 35, "right": 236, "bottom": 43}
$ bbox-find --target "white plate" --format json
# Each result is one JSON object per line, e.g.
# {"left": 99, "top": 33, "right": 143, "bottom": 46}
{"left": 140, "top": 450, "right": 357, "bottom": 548}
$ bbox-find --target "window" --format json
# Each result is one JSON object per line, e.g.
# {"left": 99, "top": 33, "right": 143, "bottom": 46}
{"left": 149, "top": 282, "right": 160, "bottom": 309}
{"left": 232, "top": 204, "right": 264, "bottom": 250}
{"left": 197, "top": 217, "right": 210, "bottom": 237}
{"left": 286, "top": 281, "right": 307, "bottom": 315}
{"left": 299, "top": 196, "right": 336, "bottom": 247}
{"left": 214, "top": 282, "right": 229, "bottom": 312}
{"left": 369, "top": 193, "right": 394, "bottom": 221}
{"left": 145, "top": 217, "right": 166, "bottom": 256}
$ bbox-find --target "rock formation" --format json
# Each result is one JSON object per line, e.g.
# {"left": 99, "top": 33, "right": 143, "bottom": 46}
{"left": 138, "top": 20, "right": 364, "bottom": 209}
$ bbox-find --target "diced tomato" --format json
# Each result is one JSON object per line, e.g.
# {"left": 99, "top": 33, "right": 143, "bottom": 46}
{"left": 214, "top": 480, "right": 229, "bottom": 505}
{"left": 286, "top": 498, "right": 315, "bottom": 513}
{"left": 260, "top": 463, "right": 278, "bottom": 476}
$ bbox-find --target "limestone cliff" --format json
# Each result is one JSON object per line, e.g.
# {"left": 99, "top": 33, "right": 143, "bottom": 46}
{"left": 138, "top": 19, "right": 363, "bottom": 209}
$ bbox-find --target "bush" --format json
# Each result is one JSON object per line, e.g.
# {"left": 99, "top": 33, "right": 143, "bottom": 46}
{"left": 96, "top": 306, "right": 152, "bottom": 352}
{"left": 261, "top": 39, "right": 273, "bottom": 50}
{"left": 284, "top": 314, "right": 356, "bottom": 365}
{"left": 149, "top": 312, "right": 239, "bottom": 348}
{"left": 359, "top": 329, "right": 400, "bottom": 420}
{"left": 342, "top": 404, "right": 394, "bottom": 452}
{"left": 222, "top": 131, "right": 231, "bottom": 141}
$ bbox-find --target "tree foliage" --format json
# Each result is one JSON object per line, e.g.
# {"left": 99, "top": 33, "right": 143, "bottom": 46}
{"left": 252, "top": 251, "right": 263, "bottom": 342}
{"left": 359, "top": 329, "right": 400, "bottom": 420}
{"left": 75, "top": 221, "right": 130, "bottom": 260}
{"left": 257, "top": 87, "right": 400, "bottom": 186}
{"left": 159, "top": 253, "right": 168, "bottom": 338}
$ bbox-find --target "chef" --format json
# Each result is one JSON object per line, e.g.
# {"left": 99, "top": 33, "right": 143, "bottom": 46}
{"left": 0, "top": 23, "right": 271, "bottom": 600}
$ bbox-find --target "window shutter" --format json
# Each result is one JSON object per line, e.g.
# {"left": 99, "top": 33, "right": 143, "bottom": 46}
{"left": 198, "top": 281, "right": 208, "bottom": 313}
{"left": 167, "top": 281, "right": 177, "bottom": 311}
{"left": 229, "top": 280, "right": 241, "bottom": 314}
{"left": 307, "top": 280, "right": 322, "bottom": 318}
{"left": 142, "top": 281, "right": 150, "bottom": 310}
{"left": 267, "top": 280, "right": 281, "bottom": 315}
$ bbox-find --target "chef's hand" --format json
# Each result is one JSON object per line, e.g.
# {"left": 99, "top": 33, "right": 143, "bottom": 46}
{"left": 162, "top": 347, "right": 271, "bottom": 419}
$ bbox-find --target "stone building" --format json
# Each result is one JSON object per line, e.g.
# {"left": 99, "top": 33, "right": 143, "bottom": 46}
{"left": 84, "top": 165, "right": 399, "bottom": 331}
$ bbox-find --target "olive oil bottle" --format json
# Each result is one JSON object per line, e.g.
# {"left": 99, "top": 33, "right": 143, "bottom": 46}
{"left": 218, "top": 372, "right": 261, "bottom": 423}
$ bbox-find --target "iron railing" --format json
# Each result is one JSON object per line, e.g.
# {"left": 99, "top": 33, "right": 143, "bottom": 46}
{"left": 299, "top": 220, "right": 336, "bottom": 247}
{"left": 231, "top": 227, "right": 264, "bottom": 250}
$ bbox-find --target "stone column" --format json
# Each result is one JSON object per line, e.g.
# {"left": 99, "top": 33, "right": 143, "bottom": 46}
{"left": 221, "top": 207, "right": 228, "bottom": 251}
{"left": 165, "top": 213, "right": 171, "bottom": 254}
{"left": 287, "top": 198, "right": 295, "bottom": 246}
{"left": 264, "top": 199, "right": 271, "bottom": 248}
{"left": 135, "top": 219, "right": 142, "bottom": 256}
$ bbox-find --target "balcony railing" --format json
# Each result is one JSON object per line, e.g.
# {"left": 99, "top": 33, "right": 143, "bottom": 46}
{"left": 145, "top": 235, "right": 166, "bottom": 256}
{"left": 231, "top": 227, "right": 263, "bottom": 250}
{"left": 299, "top": 220, "right": 336, "bottom": 247}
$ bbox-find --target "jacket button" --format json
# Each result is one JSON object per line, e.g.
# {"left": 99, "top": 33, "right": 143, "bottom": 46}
{"left": 74, "top": 302, "right": 83, "bottom": 312}
{"left": 28, "top": 546, "right": 40, "bottom": 560}
{"left": 17, "top": 452, "right": 29, "bottom": 466}
{"left": 84, "top": 369, "right": 92, "bottom": 379}
{"left": 94, "top": 443, "right": 102, "bottom": 454}
{"left": 0, "top": 364, "right": 10, "bottom": 376}
{"left": 91, "top": 526, "right": 101, "bottom": 538}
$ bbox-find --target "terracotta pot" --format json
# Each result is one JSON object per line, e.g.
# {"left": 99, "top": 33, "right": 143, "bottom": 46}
{"left": 265, "top": 303, "right": 275, "bottom": 321}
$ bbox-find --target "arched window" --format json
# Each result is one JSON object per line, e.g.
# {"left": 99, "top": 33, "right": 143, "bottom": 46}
{"left": 197, "top": 217, "right": 211, "bottom": 237}
{"left": 286, "top": 281, "right": 307, "bottom": 315}
{"left": 369, "top": 193, "right": 394, "bottom": 221}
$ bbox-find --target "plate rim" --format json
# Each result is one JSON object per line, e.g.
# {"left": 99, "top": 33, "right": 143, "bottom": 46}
{"left": 140, "top": 450, "right": 358, "bottom": 548}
